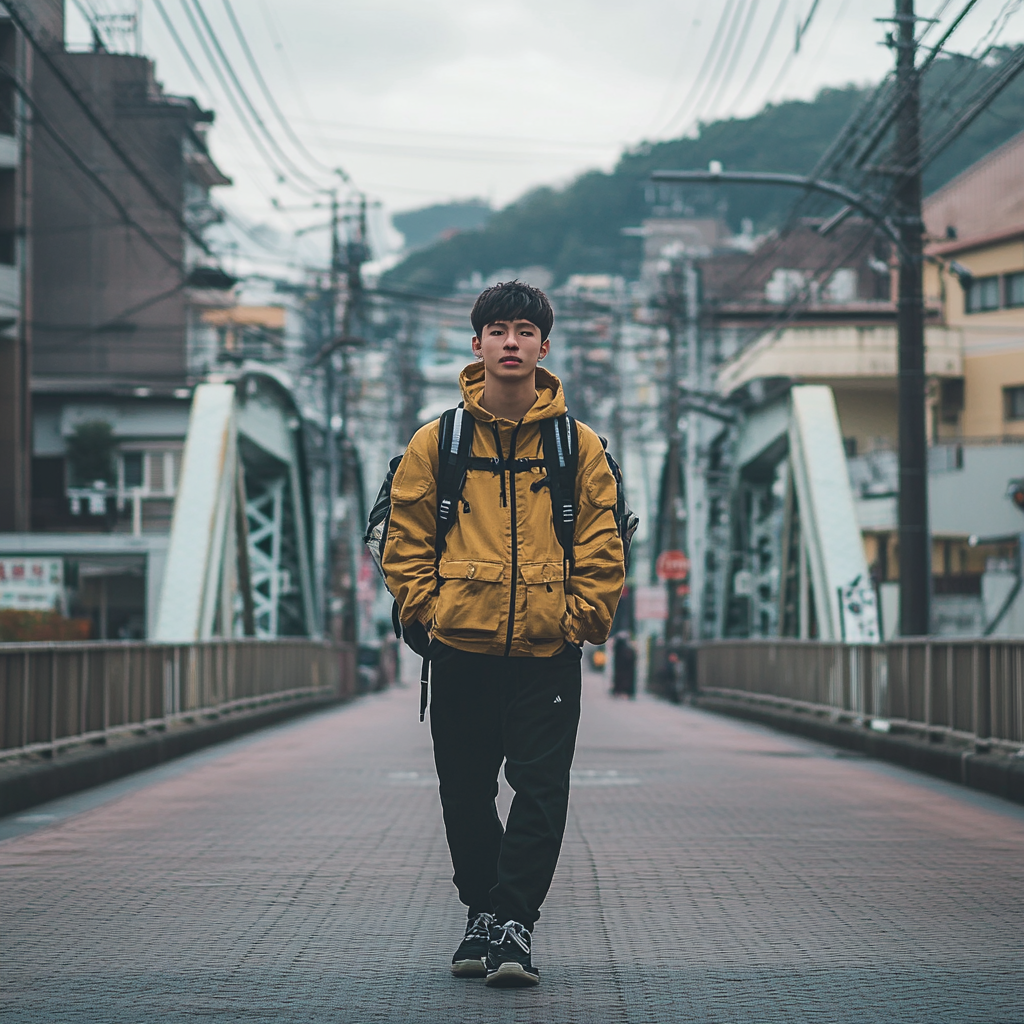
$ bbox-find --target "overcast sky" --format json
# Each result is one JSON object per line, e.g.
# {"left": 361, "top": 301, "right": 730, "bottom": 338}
{"left": 67, "top": 0, "right": 1024, "bottom": 267}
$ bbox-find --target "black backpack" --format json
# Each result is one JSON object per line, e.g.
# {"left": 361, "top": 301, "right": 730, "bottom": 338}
{"left": 365, "top": 407, "right": 638, "bottom": 718}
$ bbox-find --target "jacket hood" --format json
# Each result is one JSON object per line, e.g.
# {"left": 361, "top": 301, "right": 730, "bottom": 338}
{"left": 458, "top": 361, "right": 567, "bottom": 424}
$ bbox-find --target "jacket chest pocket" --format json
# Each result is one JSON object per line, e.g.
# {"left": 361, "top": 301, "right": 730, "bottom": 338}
{"left": 434, "top": 559, "right": 505, "bottom": 635}
{"left": 519, "top": 561, "right": 567, "bottom": 640}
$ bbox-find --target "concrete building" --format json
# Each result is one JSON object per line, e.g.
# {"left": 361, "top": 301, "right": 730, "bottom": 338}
{"left": 0, "top": 1, "right": 233, "bottom": 639}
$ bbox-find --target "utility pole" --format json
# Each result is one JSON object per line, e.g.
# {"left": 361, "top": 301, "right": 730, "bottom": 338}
{"left": 651, "top": 0, "right": 934, "bottom": 637}
{"left": 324, "top": 189, "right": 341, "bottom": 640}
{"left": 681, "top": 257, "right": 702, "bottom": 640}
{"left": 329, "top": 192, "right": 369, "bottom": 645}
{"left": 892, "top": 0, "right": 930, "bottom": 636}
{"left": 661, "top": 264, "right": 685, "bottom": 645}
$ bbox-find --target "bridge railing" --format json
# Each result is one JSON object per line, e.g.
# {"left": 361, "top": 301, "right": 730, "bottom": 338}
{"left": 696, "top": 639, "right": 1024, "bottom": 751}
{"left": 0, "top": 639, "right": 355, "bottom": 758}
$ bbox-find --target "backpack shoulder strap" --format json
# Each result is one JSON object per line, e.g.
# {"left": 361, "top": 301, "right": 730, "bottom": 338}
{"left": 435, "top": 406, "right": 475, "bottom": 568}
{"left": 539, "top": 413, "right": 579, "bottom": 575}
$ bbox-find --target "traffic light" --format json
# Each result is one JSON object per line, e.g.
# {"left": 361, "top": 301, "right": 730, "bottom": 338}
{"left": 1008, "top": 479, "right": 1024, "bottom": 514}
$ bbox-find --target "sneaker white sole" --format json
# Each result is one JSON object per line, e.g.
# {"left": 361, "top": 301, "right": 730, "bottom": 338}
{"left": 484, "top": 961, "right": 540, "bottom": 988}
{"left": 450, "top": 958, "right": 487, "bottom": 978}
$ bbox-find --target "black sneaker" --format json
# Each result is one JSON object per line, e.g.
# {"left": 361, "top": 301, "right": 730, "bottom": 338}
{"left": 450, "top": 912, "right": 494, "bottom": 977}
{"left": 485, "top": 920, "right": 539, "bottom": 987}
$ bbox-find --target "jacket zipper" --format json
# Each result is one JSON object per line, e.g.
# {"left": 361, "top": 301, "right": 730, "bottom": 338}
{"left": 490, "top": 423, "right": 507, "bottom": 507}
{"left": 503, "top": 421, "right": 522, "bottom": 658}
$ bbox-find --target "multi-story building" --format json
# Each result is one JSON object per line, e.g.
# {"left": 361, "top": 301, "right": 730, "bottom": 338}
{"left": 698, "top": 135, "right": 1024, "bottom": 638}
{"left": 0, "top": 1, "right": 233, "bottom": 638}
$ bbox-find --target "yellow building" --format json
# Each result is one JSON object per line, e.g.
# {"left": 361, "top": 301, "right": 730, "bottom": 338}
{"left": 924, "top": 128, "right": 1024, "bottom": 441}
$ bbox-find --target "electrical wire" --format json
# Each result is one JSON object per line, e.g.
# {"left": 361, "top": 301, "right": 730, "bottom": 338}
{"left": 151, "top": 0, "right": 214, "bottom": 98}
{"left": 723, "top": 0, "right": 790, "bottom": 116}
{"left": 257, "top": 0, "right": 317, "bottom": 123}
{"left": 175, "top": 0, "right": 322, "bottom": 196}
{"left": 675, "top": 0, "right": 752, "bottom": 132}
{"left": 0, "top": 62, "right": 183, "bottom": 272}
{"left": 189, "top": 0, "right": 336, "bottom": 191}
{"left": 758, "top": 0, "right": 828, "bottom": 106}
{"left": 220, "top": 0, "right": 350, "bottom": 184}
{"left": 656, "top": 0, "right": 740, "bottom": 137}
{"left": 700, "top": 0, "right": 763, "bottom": 121}
{"left": 3, "top": 0, "right": 213, "bottom": 255}
{"left": 688, "top": 0, "right": 761, "bottom": 126}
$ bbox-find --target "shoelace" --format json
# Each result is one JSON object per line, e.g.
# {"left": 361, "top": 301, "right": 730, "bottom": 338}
{"left": 465, "top": 912, "right": 494, "bottom": 942}
{"left": 494, "top": 920, "right": 530, "bottom": 954}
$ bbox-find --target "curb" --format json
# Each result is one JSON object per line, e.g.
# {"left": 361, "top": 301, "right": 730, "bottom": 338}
{"left": 0, "top": 694, "right": 345, "bottom": 818}
{"left": 694, "top": 694, "right": 1024, "bottom": 807}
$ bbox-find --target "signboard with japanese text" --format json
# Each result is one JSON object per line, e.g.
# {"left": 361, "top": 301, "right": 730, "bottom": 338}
{"left": 0, "top": 558, "right": 65, "bottom": 612}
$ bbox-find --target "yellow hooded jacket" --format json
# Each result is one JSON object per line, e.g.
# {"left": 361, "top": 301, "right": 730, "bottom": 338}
{"left": 382, "top": 363, "right": 624, "bottom": 657}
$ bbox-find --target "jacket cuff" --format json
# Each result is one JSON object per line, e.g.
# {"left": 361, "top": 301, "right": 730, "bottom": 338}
{"left": 412, "top": 595, "right": 437, "bottom": 630}
{"left": 560, "top": 601, "right": 583, "bottom": 646}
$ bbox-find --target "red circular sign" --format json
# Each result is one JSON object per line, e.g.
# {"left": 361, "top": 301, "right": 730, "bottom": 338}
{"left": 656, "top": 550, "right": 690, "bottom": 581}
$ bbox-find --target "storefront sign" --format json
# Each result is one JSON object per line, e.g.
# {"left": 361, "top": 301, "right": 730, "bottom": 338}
{"left": 0, "top": 558, "right": 65, "bottom": 612}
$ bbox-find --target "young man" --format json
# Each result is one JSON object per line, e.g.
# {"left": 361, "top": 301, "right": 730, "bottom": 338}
{"left": 382, "top": 281, "right": 624, "bottom": 988}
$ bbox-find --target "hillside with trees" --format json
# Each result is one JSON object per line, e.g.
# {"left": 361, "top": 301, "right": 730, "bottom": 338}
{"left": 382, "top": 49, "right": 1024, "bottom": 295}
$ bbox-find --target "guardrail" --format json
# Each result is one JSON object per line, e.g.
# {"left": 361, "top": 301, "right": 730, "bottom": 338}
{"left": 695, "top": 639, "right": 1024, "bottom": 751}
{"left": 0, "top": 639, "right": 355, "bottom": 758}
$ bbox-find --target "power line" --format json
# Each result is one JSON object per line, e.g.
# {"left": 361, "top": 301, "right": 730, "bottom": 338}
{"left": 700, "top": 0, "right": 763, "bottom": 121}
{"left": 675, "top": 0, "right": 752, "bottom": 132}
{"left": 656, "top": 0, "right": 740, "bottom": 137}
{"left": 172, "top": 0, "right": 309, "bottom": 192}
{"left": 3, "top": 0, "right": 213, "bottom": 255}
{"left": 759, "top": 0, "right": 828, "bottom": 106}
{"left": 853, "top": 0, "right": 984, "bottom": 171}
{"left": 257, "top": 0, "right": 318, "bottom": 124}
{"left": 184, "top": 0, "right": 329, "bottom": 194}
{"left": 0, "top": 62, "right": 182, "bottom": 271}
{"left": 151, "top": 0, "right": 214, "bottom": 97}
{"left": 220, "top": 0, "right": 351, "bottom": 184}
{"left": 724, "top": 0, "right": 790, "bottom": 115}
{"left": 919, "top": 42, "right": 1024, "bottom": 168}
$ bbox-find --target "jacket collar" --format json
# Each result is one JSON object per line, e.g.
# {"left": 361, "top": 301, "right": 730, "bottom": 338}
{"left": 458, "top": 361, "right": 567, "bottom": 424}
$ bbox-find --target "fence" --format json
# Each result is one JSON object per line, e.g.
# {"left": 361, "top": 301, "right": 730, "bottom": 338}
{"left": 696, "top": 639, "right": 1024, "bottom": 751}
{"left": 0, "top": 639, "right": 355, "bottom": 757}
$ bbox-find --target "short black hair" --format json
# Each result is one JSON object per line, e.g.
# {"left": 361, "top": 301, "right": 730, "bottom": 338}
{"left": 470, "top": 280, "right": 554, "bottom": 341}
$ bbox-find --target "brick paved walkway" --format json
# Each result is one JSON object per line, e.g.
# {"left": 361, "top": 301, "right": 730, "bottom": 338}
{"left": 2, "top": 662, "right": 1023, "bottom": 1023}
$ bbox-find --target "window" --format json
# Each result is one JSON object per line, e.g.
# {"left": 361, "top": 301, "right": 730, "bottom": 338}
{"left": 118, "top": 450, "right": 181, "bottom": 495}
{"left": 1004, "top": 385, "right": 1024, "bottom": 421}
{"left": 1006, "top": 272, "right": 1024, "bottom": 308}
{"left": 122, "top": 452, "right": 143, "bottom": 488}
{"left": 765, "top": 269, "right": 807, "bottom": 304}
{"left": 939, "top": 378, "right": 964, "bottom": 425}
{"left": 824, "top": 268, "right": 858, "bottom": 303}
{"left": 966, "top": 275, "right": 1001, "bottom": 312}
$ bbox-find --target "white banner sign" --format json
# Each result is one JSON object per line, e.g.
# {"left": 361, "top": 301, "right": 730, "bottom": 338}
{"left": 839, "top": 578, "right": 880, "bottom": 644}
{"left": 0, "top": 558, "right": 65, "bottom": 612}
{"left": 634, "top": 585, "right": 668, "bottom": 621}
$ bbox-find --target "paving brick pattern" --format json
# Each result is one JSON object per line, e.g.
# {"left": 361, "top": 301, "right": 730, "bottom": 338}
{"left": 2, "top": 665, "right": 1023, "bottom": 1023}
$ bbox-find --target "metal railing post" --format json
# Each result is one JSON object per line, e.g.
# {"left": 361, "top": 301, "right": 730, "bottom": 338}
{"left": 923, "top": 642, "right": 933, "bottom": 728}
{"left": 21, "top": 649, "right": 30, "bottom": 748}
{"left": 49, "top": 648, "right": 57, "bottom": 747}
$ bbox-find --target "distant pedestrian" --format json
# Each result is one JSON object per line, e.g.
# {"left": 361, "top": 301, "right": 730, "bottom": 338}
{"left": 382, "top": 281, "right": 627, "bottom": 988}
{"left": 612, "top": 633, "right": 636, "bottom": 698}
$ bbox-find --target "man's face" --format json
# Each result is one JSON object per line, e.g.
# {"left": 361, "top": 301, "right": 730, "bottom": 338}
{"left": 472, "top": 319, "right": 549, "bottom": 383}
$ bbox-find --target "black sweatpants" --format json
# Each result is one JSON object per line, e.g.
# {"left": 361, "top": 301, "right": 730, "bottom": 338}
{"left": 429, "top": 640, "right": 583, "bottom": 930}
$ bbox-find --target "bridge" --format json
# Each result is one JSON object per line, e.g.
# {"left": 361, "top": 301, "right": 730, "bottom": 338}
{"left": 2, "top": 642, "right": 1022, "bottom": 1023}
